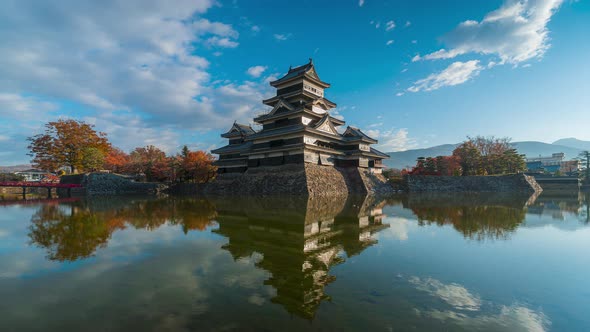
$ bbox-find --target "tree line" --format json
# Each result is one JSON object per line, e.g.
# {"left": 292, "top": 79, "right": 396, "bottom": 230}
{"left": 27, "top": 119, "right": 216, "bottom": 183}
{"left": 407, "top": 136, "right": 527, "bottom": 176}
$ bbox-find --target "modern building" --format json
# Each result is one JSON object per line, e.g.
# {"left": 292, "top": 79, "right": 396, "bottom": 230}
{"left": 14, "top": 169, "right": 49, "bottom": 182}
{"left": 526, "top": 153, "right": 580, "bottom": 174}
{"left": 212, "top": 59, "right": 389, "bottom": 174}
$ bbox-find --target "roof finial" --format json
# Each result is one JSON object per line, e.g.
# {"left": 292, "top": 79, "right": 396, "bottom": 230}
{"left": 309, "top": 58, "right": 313, "bottom": 65}
{"left": 289, "top": 65, "right": 292, "bottom": 71}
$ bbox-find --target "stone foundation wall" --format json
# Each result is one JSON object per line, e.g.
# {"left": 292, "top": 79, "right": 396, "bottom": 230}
{"left": 60, "top": 173, "right": 165, "bottom": 196}
{"left": 304, "top": 164, "right": 349, "bottom": 196}
{"left": 405, "top": 174, "right": 542, "bottom": 193}
{"left": 199, "top": 164, "right": 394, "bottom": 197}
{"left": 203, "top": 164, "right": 308, "bottom": 196}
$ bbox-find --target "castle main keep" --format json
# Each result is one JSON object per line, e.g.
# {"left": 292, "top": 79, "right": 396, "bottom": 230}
{"left": 212, "top": 59, "right": 389, "bottom": 174}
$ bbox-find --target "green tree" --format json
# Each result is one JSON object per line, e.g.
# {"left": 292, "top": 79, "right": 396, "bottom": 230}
{"left": 81, "top": 147, "right": 106, "bottom": 172}
{"left": 453, "top": 141, "right": 482, "bottom": 176}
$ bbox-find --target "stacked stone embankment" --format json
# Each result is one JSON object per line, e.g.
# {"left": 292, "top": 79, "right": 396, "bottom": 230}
{"left": 200, "top": 164, "right": 394, "bottom": 197}
{"left": 59, "top": 173, "right": 165, "bottom": 196}
{"left": 405, "top": 174, "right": 542, "bottom": 194}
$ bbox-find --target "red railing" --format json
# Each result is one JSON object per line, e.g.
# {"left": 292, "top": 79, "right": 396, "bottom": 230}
{"left": 0, "top": 181, "right": 82, "bottom": 188}
{"left": 0, "top": 197, "right": 81, "bottom": 206}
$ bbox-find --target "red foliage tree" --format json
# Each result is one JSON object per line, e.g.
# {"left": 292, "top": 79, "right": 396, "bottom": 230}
{"left": 177, "top": 146, "right": 217, "bottom": 183}
{"left": 103, "top": 148, "right": 129, "bottom": 173}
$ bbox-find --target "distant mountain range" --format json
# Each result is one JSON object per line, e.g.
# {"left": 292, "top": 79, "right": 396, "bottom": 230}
{"left": 0, "top": 164, "right": 32, "bottom": 173}
{"left": 385, "top": 139, "right": 590, "bottom": 169}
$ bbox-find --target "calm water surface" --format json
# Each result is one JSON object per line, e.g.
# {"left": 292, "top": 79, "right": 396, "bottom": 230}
{"left": 1, "top": 192, "right": 589, "bottom": 331}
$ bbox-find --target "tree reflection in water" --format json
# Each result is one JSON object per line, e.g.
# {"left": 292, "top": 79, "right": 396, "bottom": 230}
{"left": 29, "top": 203, "right": 118, "bottom": 261}
{"left": 22, "top": 191, "right": 590, "bottom": 322}
{"left": 28, "top": 197, "right": 217, "bottom": 261}
{"left": 26, "top": 194, "right": 390, "bottom": 320}
{"left": 583, "top": 192, "right": 590, "bottom": 224}
{"left": 404, "top": 193, "right": 532, "bottom": 241}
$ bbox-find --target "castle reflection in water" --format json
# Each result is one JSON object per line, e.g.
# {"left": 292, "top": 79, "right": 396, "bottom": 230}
{"left": 212, "top": 195, "right": 388, "bottom": 318}
{"left": 22, "top": 190, "right": 589, "bottom": 319}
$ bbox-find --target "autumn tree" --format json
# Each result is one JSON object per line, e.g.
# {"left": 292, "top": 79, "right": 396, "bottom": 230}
{"left": 103, "top": 147, "right": 129, "bottom": 173}
{"left": 177, "top": 146, "right": 217, "bottom": 183}
{"left": 409, "top": 156, "right": 461, "bottom": 176}
{"left": 452, "top": 136, "right": 525, "bottom": 176}
{"left": 27, "top": 119, "right": 111, "bottom": 173}
{"left": 128, "top": 145, "right": 172, "bottom": 182}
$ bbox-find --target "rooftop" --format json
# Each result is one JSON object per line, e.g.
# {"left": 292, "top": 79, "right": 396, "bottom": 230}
{"left": 270, "top": 58, "right": 330, "bottom": 88}
{"left": 221, "top": 122, "right": 257, "bottom": 138}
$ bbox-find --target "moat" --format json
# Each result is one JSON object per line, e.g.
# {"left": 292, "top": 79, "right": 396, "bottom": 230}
{"left": 1, "top": 192, "right": 589, "bottom": 331}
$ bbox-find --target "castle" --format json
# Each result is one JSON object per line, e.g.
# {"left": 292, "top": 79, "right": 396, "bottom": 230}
{"left": 212, "top": 59, "right": 389, "bottom": 174}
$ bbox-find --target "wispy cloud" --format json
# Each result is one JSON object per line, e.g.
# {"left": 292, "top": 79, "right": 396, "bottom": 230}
{"left": 273, "top": 33, "right": 292, "bottom": 41}
{"left": 410, "top": 276, "right": 481, "bottom": 311}
{"left": 386, "top": 40, "right": 394, "bottom": 46}
{"left": 246, "top": 65, "right": 267, "bottom": 78}
{"left": 408, "top": 60, "right": 482, "bottom": 92}
{"left": 414, "top": 0, "right": 564, "bottom": 65}
{"left": 386, "top": 20, "right": 396, "bottom": 31}
{"left": 359, "top": 0, "right": 365, "bottom": 7}
{"left": 368, "top": 128, "right": 417, "bottom": 152}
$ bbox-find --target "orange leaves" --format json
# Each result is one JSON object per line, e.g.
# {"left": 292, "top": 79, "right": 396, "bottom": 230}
{"left": 103, "top": 148, "right": 129, "bottom": 173}
{"left": 26, "top": 120, "right": 216, "bottom": 182}
{"left": 177, "top": 147, "right": 217, "bottom": 183}
{"left": 27, "top": 119, "right": 111, "bottom": 173}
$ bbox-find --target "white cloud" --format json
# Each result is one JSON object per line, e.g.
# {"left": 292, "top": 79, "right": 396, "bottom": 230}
{"left": 205, "top": 36, "right": 239, "bottom": 48}
{"left": 396, "top": 92, "right": 404, "bottom": 97}
{"left": 416, "top": 0, "right": 564, "bottom": 65}
{"left": 0, "top": 0, "right": 281, "bottom": 159}
{"left": 408, "top": 276, "right": 550, "bottom": 331}
{"left": 193, "top": 18, "right": 238, "bottom": 39}
{"left": 410, "top": 276, "right": 481, "bottom": 311}
{"left": 251, "top": 25, "right": 261, "bottom": 33}
{"left": 273, "top": 33, "right": 292, "bottom": 41}
{"left": 248, "top": 293, "right": 266, "bottom": 306}
{"left": 0, "top": 93, "right": 58, "bottom": 120}
{"left": 246, "top": 65, "right": 268, "bottom": 78}
{"left": 405, "top": 21, "right": 411, "bottom": 27}
{"left": 386, "top": 20, "right": 396, "bottom": 31}
{"left": 427, "top": 305, "right": 550, "bottom": 332}
{"left": 384, "top": 217, "right": 410, "bottom": 240}
{"left": 369, "top": 128, "right": 417, "bottom": 152}
{"left": 0, "top": 0, "right": 249, "bottom": 130}
{"left": 386, "top": 40, "right": 394, "bottom": 46}
{"left": 408, "top": 60, "right": 483, "bottom": 92}
{"left": 359, "top": 0, "right": 365, "bottom": 7}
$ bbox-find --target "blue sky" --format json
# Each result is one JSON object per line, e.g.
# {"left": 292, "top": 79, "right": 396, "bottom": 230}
{"left": 0, "top": 0, "right": 589, "bottom": 165}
